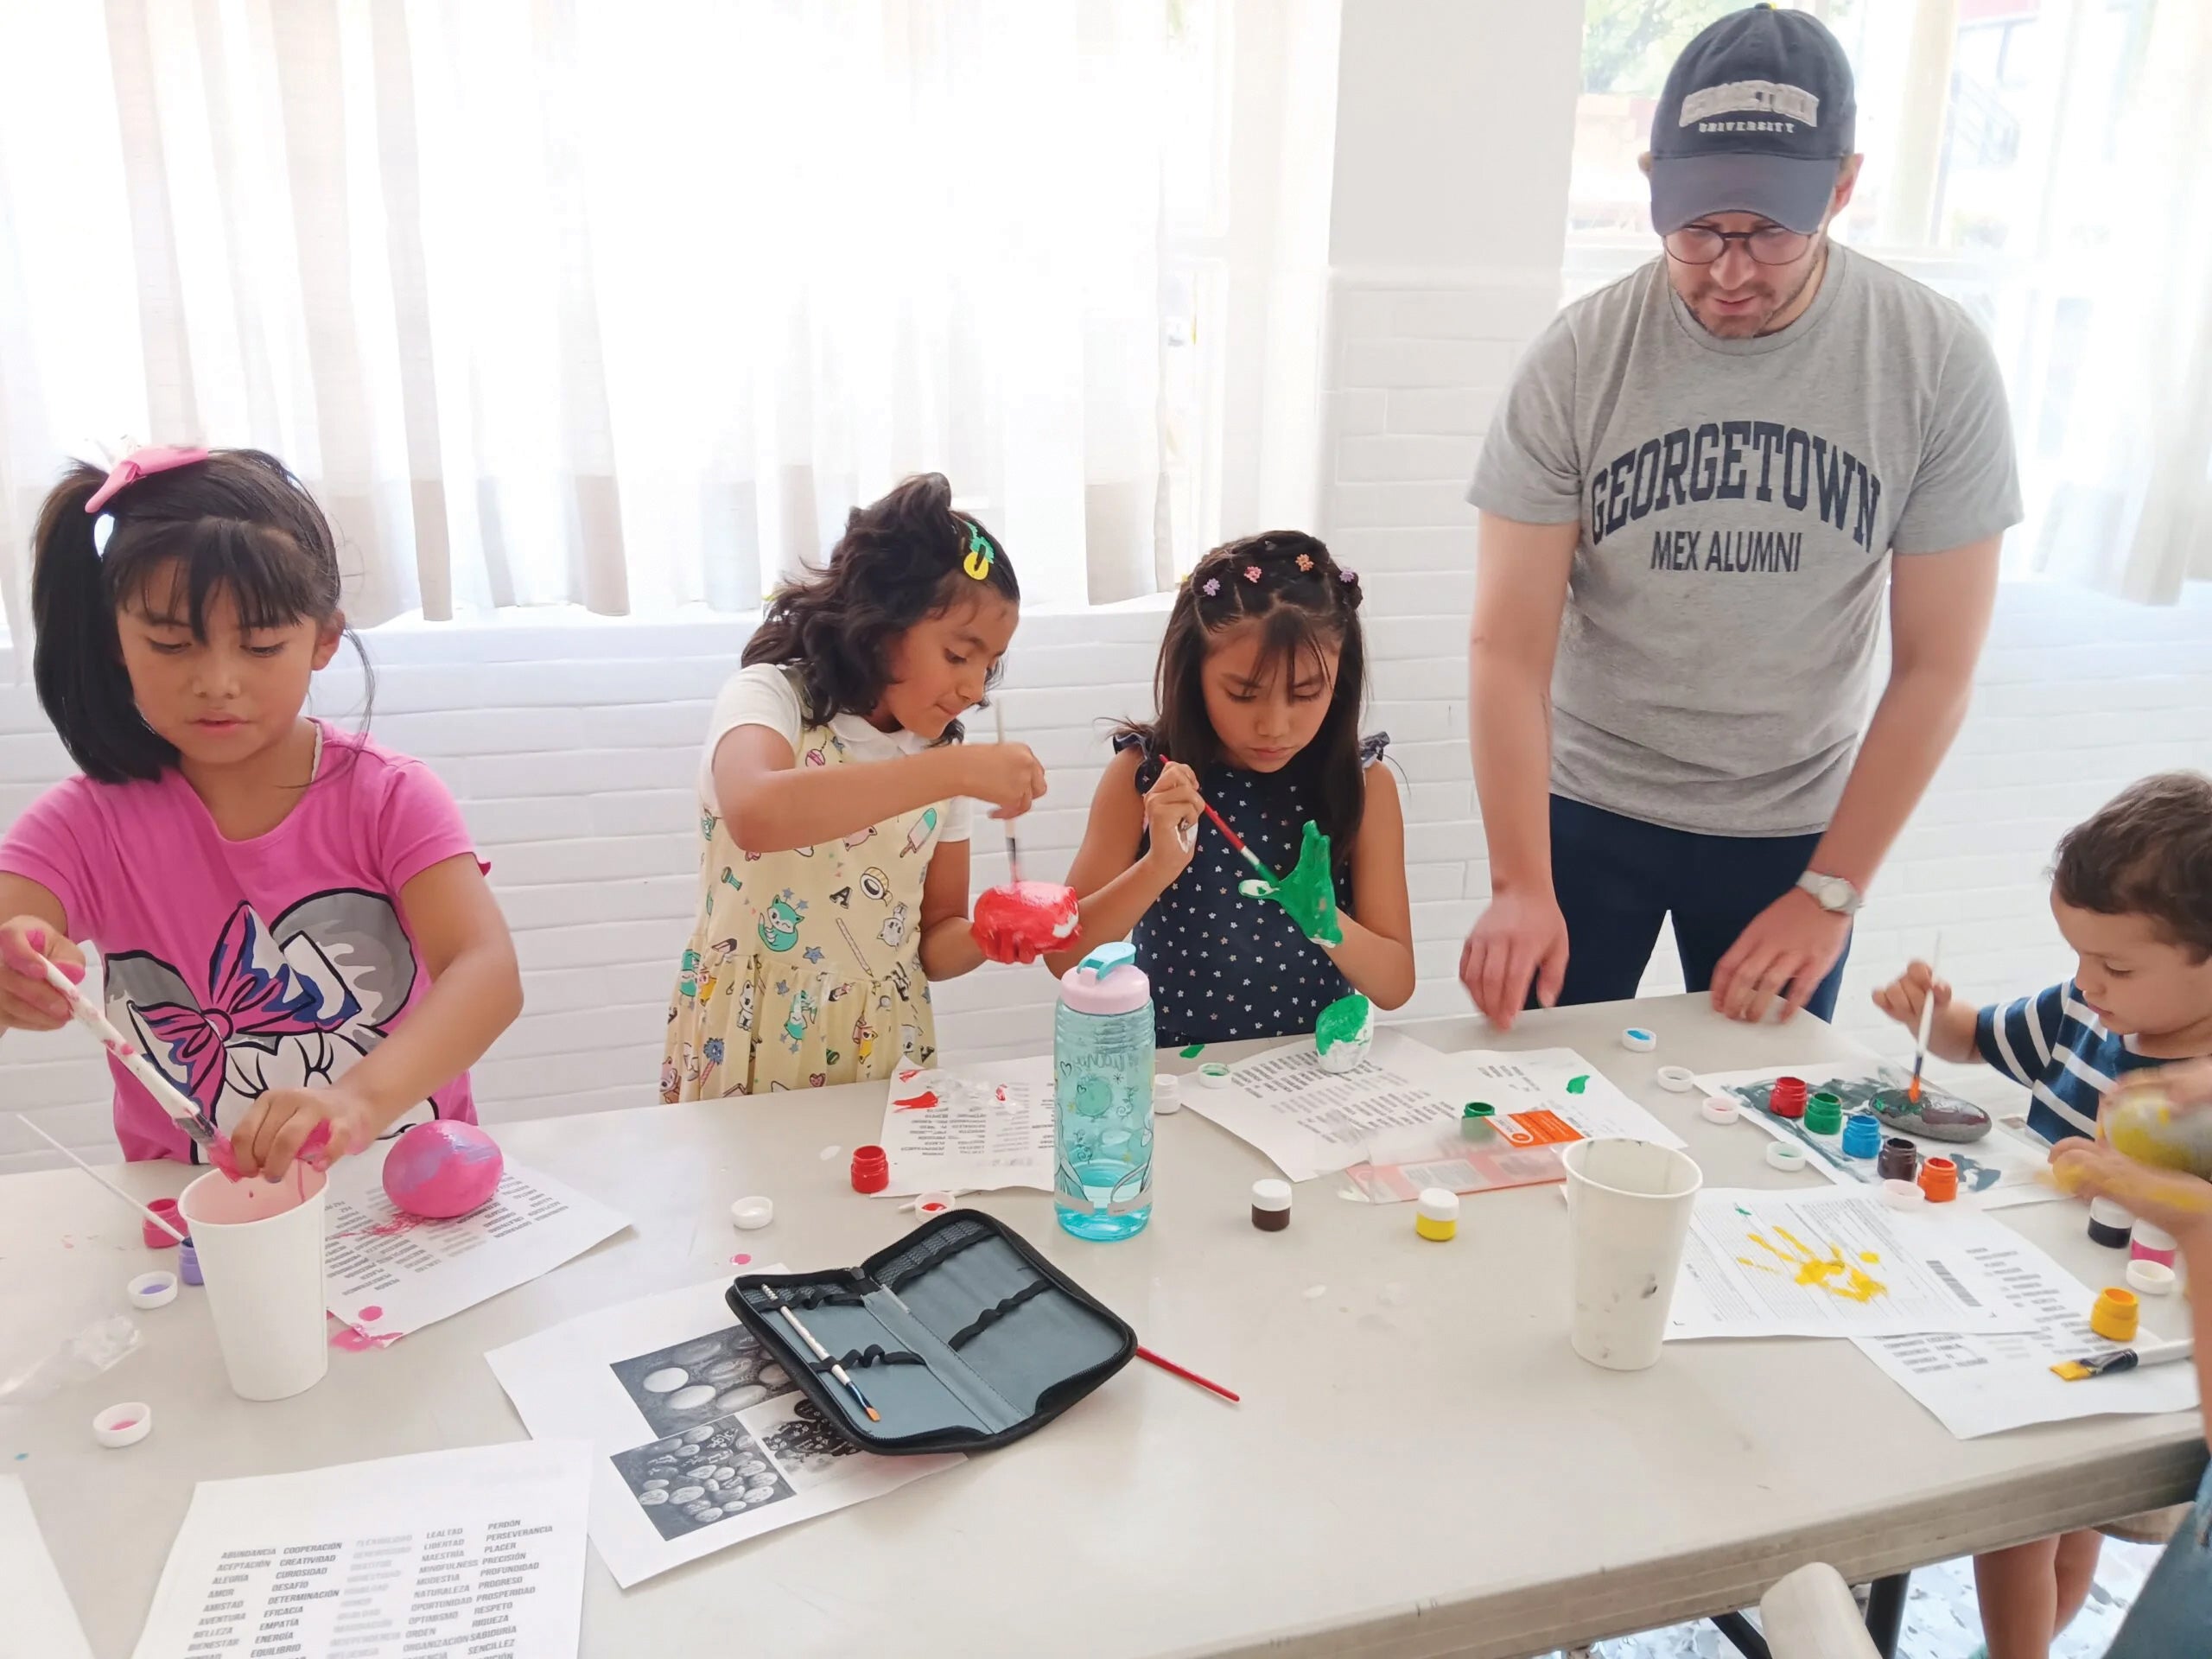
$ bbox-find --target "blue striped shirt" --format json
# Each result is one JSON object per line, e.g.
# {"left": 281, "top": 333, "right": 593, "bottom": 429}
{"left": 1974, "top": 982, "right": 2163, "bottom": 1143}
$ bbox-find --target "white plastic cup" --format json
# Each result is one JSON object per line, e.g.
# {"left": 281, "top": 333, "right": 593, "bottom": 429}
{"left": 1561, "top": 1139, "right": 1702, "bottom": 1372}
{"left": 179, "top": 1166, "right": 330, "bottom": 1401}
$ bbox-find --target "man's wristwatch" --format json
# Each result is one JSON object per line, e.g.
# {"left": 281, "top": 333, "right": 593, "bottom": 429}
{"left": 1796, "top": 870, "right": 1864, "bottom": 916}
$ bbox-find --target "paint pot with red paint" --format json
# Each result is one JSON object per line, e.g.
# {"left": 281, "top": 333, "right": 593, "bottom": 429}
{"left": 143, "top": 1198, "right": 184, "bottom": 1250}
{"left": 1769, "top": 1077, "right": 1808, "bottom": 1120}
{"left": 850, "top": 1146, "right": 890, "bottom": 1195}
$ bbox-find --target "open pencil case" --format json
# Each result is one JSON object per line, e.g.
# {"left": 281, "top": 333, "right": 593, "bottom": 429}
{"left": 726, "top": 1210, "right": 1135, "bottom": 1454}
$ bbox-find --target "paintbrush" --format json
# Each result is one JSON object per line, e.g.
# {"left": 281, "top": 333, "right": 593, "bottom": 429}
{"left": 37, "top": 957, "right": 230, "bottom": 1163}
{"left": 772, "top": 1295, "right": 880, "bottom": 1423}
{"left": 989, "top": 699, "right": 1024, "bottom": 885}
{"left": 18, "top": 1115, "right": 188, "bottom": 1242}
{"left": 2051, "top": 1338, "right": 2194, "bottom": 1382}
{"left": 1907, "top": 933, "right": 1943, "bottom": 1106}
{"left": 1135, "top": 1344, "right": 1240, "bottom": 1404}
{"left": 35, "top": 955, "right": 328, "bottom": 1176}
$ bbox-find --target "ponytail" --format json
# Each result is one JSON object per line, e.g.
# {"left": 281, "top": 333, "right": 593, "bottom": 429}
{"left": 31, "top": 463, "right": 175, "bottom": 783}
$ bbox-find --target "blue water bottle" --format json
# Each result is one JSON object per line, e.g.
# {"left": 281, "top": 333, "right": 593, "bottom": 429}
{"left": 1053, "top": 943, "right": 1156, "bottom": 1241}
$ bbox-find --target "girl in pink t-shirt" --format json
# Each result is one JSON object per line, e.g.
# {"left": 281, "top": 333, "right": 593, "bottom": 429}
{"left": 0, "top": 448, "right": 522, "bottom": 1177}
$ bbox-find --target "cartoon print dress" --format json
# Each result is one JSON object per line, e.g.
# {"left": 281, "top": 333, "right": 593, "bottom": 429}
{"left": 663, "top": 721, "right": 944, "bottom": 1099}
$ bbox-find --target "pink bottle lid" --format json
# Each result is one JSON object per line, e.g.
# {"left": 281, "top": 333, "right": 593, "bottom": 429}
{"left": 1058, "top": 943, "right": 1151, "bottom": 1016}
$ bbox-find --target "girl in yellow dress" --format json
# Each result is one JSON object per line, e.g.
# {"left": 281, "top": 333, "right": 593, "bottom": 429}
{"left": 663, "top": 474, "right": 1044, "bottom": 1099}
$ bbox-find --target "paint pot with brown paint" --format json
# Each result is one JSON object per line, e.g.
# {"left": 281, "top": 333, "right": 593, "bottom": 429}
{"left": 1250, "top": 1179, "right": 1292, "bottom": 1231}
{"left": 1876, "top": 1137, "right": 1920, "bottom": 1183}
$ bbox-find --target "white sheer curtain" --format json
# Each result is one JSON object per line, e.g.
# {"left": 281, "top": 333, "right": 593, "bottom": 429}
{"left": 0, "top": 0, "right": 1171, "bottom": 631}
{"left": 2027, "top": 0, "right": 2212, "bottom": 602}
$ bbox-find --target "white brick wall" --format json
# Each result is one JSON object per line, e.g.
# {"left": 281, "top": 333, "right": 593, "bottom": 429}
{"left": 3, "top": 270, "right": 2207, "bottom": 1170}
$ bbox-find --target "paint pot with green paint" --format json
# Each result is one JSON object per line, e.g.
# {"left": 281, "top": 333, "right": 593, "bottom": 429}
{"left": 1461, "top": 1103, "right": 1498, "bottom": 1144}
{"left": 1314, "top": 992, "right": 1373, "bottom": 1075}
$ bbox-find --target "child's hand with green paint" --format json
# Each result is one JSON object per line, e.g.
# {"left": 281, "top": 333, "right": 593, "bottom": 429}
{"left": 1239, "top": 821, "right": 1342, "bottom": 945}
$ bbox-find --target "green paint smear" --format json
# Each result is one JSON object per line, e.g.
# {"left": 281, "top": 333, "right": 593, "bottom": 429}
{"left": 1180, "top": 1044, "right": 1207, "bottom": 1059}
{"left": 1315, "top": 993, "right": 1372, "bottom": 1055}
{"left": 1236, "top": 821, "right": 1342, "bottom": 944}
{"left": 1566, "top": 1074, "right": 1589, "bottom": 1095}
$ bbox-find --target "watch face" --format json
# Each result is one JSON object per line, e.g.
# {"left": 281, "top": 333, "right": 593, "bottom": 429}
{"left": 1819, "top": 878, "right": 1852, "bottom": 910}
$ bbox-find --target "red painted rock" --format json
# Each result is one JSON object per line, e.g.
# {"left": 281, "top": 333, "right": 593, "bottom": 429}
{"left": 970, "top": 881, "right": 1081, "bottom": 965}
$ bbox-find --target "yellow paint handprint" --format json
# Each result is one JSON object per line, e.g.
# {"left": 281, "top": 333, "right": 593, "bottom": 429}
{"left": 1737, "top": 1226, "right": 1890, "bottom": 1304}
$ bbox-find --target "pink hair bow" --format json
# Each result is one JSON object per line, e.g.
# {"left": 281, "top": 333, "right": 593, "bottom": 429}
{"left": 85, "top": 444, "right": 210, "bottom": 515}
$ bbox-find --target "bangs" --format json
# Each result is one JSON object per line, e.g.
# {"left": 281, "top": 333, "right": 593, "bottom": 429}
{"left": 108, "top": 518, "right": 327, "bottom": 638}
{"left": 1223, "top": 603, "right": 1341, "bottom": 693}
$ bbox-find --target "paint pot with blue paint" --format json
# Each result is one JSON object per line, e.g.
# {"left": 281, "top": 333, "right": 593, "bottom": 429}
{"left": 1840, "top": 1113, "right": 1882, "bottom": 1160}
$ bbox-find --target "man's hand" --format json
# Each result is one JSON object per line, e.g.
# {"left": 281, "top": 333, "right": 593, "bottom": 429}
{"left": 1711, "top": 887, "right": 1851, "bottom": 1022}
{"left": 1459, "top": 888, "right": 1569, "bottom": 1030}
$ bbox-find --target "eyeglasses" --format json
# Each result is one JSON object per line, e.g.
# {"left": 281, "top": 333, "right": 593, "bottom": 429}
{"left": 1662, "top": 224, "right": 1813, "bottom": 265}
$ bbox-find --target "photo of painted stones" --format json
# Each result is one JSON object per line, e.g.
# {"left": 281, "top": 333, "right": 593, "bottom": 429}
{"left": 747, "top": 1391, "right": 865, "bottom": 1486}
{"left": 610, "top": 1414, "right": 795, "bottom": 1540}
{"left": 609, "top": 1325, "right": 796, "bottom": 1438}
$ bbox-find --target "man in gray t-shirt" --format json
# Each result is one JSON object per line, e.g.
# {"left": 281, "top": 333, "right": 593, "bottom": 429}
{"left": 1461, "top": 7, "right": 2018, "bottom": 1027}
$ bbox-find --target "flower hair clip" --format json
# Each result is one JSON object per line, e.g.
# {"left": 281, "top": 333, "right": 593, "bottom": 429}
{"left": 1295, "top": 553, "right": 1313, "bottom": 572}
{"left": 1243, "top": 564, "right": 1262, "bottom": 584}
{"left": 1201, "top": 577, "right": 1220, "bottom": 596}
{"left": 1338, "top": 568, "right": 1359, "bottom": 584}
{"left": 960, "top": 520, "right": 997, "bottom": 582}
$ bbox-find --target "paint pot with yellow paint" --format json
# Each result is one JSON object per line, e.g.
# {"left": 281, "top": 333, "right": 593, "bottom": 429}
{"left": 1414, "top": 1187, "right": 1459, "bottom": 1242}
{"left": 2090, "top": 1286, "right": 2140, "bottom": 1344}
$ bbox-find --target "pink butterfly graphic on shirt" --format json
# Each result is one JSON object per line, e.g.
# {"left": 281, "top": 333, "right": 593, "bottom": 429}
{"left": 107, "top": 891, "right": 416, "bottom": 1120}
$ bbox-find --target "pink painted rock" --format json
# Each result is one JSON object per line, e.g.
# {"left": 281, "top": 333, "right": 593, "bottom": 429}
{"left": 382, "top": 1121, "right": 504, "bottom": 1219}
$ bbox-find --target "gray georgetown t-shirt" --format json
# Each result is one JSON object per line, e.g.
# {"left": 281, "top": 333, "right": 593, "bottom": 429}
{"left": 1468, "top": 244, "right": 2021, "bottom": 836}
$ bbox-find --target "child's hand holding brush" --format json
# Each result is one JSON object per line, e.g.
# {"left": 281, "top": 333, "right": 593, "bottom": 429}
{"left": 1871, "top": 957, "right": 1977, "bottom": 1066}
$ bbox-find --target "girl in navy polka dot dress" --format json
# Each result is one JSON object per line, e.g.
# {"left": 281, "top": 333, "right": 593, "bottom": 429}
{"left": 1047, "top": 531, "right": 1414, "bottom": 1047}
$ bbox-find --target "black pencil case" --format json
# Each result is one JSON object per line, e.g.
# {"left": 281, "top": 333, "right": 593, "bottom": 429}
{"left": 726, "top": 1210, "right": 1135, "bottom": 1455}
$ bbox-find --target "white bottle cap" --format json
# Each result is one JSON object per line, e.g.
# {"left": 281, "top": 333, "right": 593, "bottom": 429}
{"left": 1701, "top": 1096, "right": 1741, "bottom": 1125}
{"left": 1416, "top": 1188, "right": 1459, "bottom": 1223}
{"left": 1620, "top": 1027, "right": 1657, "bottom": 1052}
{"left": 1765, "top": 1141, "right": 1808, "bottom": 1172}
{"left": 127, "top": 1270, "right": 179, "bottom": 1309}
{"left": 93, "top": 1402, "right": 152, "bottom": 1448}
{"left": 1196, "top": 1063, "right": 1231, "bottom": 1089}
{"left": 1656, "top": 1065, "right": 1695, "bottom": 1092}
{"left": 1880, "top": 1179, "right": 1925, "bottom": 1211}
{"left": 1250, "top": 1179, "right": 1293, "bottom": 1212}
{"left": 1153, "top": 1073, "right": 1184, "bottom": 1116}
{"left": 2126, "top": 1258, "right": 2177, "bottom": 1295}
{"left": 730, "top": 1196, "right": 775, "bottom": 1231}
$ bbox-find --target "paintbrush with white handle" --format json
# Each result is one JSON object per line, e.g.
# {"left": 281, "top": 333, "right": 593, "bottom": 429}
{"left": 18, "top": 1114, "right": 188, "bottom": 1242}
{"left": 1907, "top": 932, "right": 1942, "bottom": 1106}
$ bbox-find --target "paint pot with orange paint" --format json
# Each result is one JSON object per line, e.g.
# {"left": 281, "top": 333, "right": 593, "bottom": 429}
{"left": 2089, "top": 1287, "right": 2139, "bottom": 1344}
{"left": 1918, "top": 1157, "right": 1959, "bottom": 1204}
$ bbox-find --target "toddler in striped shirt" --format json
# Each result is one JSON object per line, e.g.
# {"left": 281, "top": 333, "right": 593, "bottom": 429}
{"left": 1873, "top": 771, "right": 2212, "bottom": 1146}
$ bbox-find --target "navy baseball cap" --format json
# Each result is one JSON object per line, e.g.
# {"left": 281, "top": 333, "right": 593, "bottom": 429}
{"left": 1649, "top": 5, "right": 1857, "bottom": 235}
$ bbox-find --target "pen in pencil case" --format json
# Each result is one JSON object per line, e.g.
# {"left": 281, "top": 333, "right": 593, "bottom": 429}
{"left": 2050, "top": 1338, "right": 2195, "bottom": 1382}
{"left": 772, "top": 1295, "right": 880, "bottom": 1423}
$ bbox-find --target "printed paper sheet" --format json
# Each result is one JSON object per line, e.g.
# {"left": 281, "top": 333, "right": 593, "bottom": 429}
{"left": 1696, "top": 1062, "right": 2058, "bottom": 1207}
{"left": 876, "top": 1056, "right": 1056, "bottom": 1195}
{"left": 130, "top": 1439, "right": 591, "bottom": 1659}
{"left": 486, "top": 1275, "right": 957, "bottom": 1587}
{"left": 0, "top": 1475, "right": 91, "bottom": 1659}
{"left": 1428, "top": 1047, "right": 1687, "bottom": 1150}
{"left": 1182, "top": 1028, "right": 1471, "bottom": 1181}
{"left": 1856, "top": 1235, "right": 2201, "bottom": 1438}
{"left": 324, "top": 1151, "right": 631, "bottom": 1340}
{"left": 1669, "top": 1186, "right": 2040, "bottom": 1340}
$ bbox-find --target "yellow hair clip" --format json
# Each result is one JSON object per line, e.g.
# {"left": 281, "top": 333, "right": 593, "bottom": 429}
{"left": 962, "top": 521, "right": 995, "bottom": 582}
